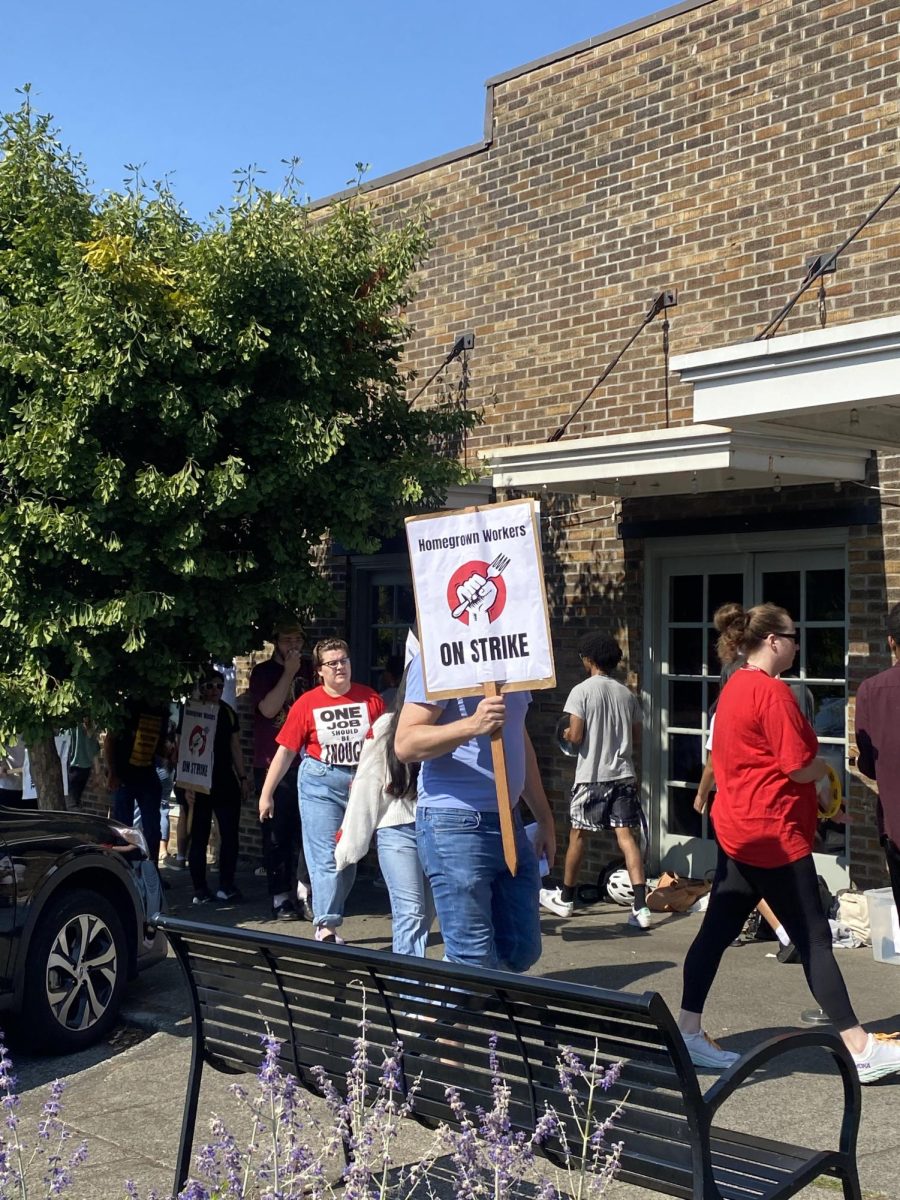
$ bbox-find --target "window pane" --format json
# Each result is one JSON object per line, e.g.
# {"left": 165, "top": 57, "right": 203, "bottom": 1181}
{"left": 784, "top": 680, "right": 815, "bottom": 722}
{"left": 370, "top": 586, "right": 394, "bottom": 624}
{"left": 806, "top": 569, "right": 844, "bottom": 622}
{"left": 707, "top": 573, "right": 744, "bottom": 620}
{"left": 670, "top": 575, "right": 702, "bottom": 622}
{"left": 668, "top": 786, "right": 702, "bottom": 837}
{"left": 806, "top": 627, "right": 844, "bottom": 679}
{"left": 397, "top": 586, "right": 416, "bottom": 625}
{"left": 669, "top": 733, "right": 703, "bottom": 787}
{"left": 671, "top": 628, "right": 703, "bottom": 676}
{"left": 669, "top": 681, "right": 703, "bottom": 729}
{"left": 370, "top": 627, "right": 394, "bottom": 672}
{"left": 761, "top": 571, "right": 801, "bottom": 614}
{"left": 809, "top": 685, "right": 845, "bottom": 739}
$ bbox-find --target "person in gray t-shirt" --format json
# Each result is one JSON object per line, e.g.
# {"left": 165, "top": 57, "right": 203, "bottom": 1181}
{"left": 540, "top": 633, "right": 650, "bottom": 927}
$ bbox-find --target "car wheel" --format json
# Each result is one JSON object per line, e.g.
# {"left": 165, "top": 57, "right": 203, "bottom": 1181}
{"left": 23, "top": 888, "right": 128, "bottom": 1053}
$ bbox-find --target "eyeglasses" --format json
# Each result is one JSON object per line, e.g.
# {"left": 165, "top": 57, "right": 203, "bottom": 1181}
{"left": 320, "top": 657, "right": 350, "bottom": 671}
{"left": 775, "top": 632, "right": 800, "bottom": 643}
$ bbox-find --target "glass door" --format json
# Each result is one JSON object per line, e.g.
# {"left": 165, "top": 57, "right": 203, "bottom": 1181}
{"left": 658, "top": 556, "right": 748, "bottom": 877}
{"left": 652, "top": 542, "right": 848, "bottom": 886}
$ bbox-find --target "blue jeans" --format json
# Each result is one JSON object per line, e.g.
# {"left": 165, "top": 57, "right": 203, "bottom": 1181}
{"left": 416, "top": 807, "right": 542, "bottom": 972}
{"left": 376, "top": 823, "right": 435, "bottom": 957}
{"left": 299, "top": 757, "right": 356, "bottom": 928}
{"left": 112, "top": 773, "right": 162, "bottom": 869}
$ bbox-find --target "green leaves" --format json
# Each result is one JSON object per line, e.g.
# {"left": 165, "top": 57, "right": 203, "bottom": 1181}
{"left": 0, "top": 96, "right": 477, "bottom": 750}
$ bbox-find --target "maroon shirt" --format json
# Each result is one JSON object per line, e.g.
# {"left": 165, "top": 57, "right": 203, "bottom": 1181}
{"left": 248, "top": 656, "right": 313, "bottom": 768}
{"left": 855, "top": 660, "right": 900, "bottom": 847}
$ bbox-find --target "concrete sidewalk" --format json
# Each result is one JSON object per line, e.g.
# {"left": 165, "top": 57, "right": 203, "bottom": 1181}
{"left": 14, "top": 862, "right": 900, "bottom": 1198}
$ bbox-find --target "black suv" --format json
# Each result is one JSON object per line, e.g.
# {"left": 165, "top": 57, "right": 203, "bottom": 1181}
{"left": 0, "top": 805, "right": 165, "bottom": 1052}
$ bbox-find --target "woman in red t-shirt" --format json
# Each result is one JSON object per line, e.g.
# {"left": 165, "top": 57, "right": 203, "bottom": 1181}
{"left": 677, "top": 603, "right": 900, "bottom": 1084}
{"left": 258, "top": 638, "right": 384, "bottom": 943}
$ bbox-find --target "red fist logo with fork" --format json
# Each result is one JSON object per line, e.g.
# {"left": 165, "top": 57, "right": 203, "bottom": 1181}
{"left": 446, "top": 553, "right": 510, "bottom": 626}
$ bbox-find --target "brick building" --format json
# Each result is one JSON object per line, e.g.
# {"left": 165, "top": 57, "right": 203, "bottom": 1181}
{"left": 304, "top": 0, "right": 900, "bottom": 892}
{"left": 77, "top": 0, "right": 899, "bottom": 893}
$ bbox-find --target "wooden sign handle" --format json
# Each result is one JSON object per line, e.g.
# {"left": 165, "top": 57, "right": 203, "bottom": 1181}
{"left": 484, "top": 680, "right": 518, "bottom": 876}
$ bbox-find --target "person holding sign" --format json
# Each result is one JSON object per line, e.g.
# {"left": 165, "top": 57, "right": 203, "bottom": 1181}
{"left": 258, "top": 639, "right": 384, "bottom": 942}
{"left": 182, "top": 670, "right": 250, "bottom": 905}
{"left": 395, "top": 653, "right": 555, "bottom": 972}
{"left": 106, "top": 698, "right": 169, "bottom": 871}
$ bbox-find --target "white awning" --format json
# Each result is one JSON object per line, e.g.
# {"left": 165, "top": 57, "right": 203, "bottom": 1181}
{"left": 672, "top": 315, "right": 900, "bottom": 449}
{"left": 486, "top": 424, "right": 869, "bottom": 498}
{"left": 444, "top": 478, "right": 494, "bottom": 508}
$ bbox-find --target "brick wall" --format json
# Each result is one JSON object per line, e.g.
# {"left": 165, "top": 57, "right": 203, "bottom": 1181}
{"left": 340, "top": 0, "right": 900, "bottom": 886}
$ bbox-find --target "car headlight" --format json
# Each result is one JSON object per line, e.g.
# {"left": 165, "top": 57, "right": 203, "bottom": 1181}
{"left": 114, "top": 825, "right": 149, "bottom": 858}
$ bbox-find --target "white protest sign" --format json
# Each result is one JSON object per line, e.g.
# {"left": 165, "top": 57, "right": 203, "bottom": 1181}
{"left": 405, "top": 498, "right": 555, "bottom": 700}
{"left": 313, "top": 700, "right": 372, "bottom": 766}
{"left": 175, "top": 702, "right": 219, "bottom": 795}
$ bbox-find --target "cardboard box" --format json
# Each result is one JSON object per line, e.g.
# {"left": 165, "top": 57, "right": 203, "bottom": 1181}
{"left": 865, "top": 887, "right": 900, "bottom": 967}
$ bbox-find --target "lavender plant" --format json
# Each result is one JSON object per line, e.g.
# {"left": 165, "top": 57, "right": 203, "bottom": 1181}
{"left": 0, "top": 1015, "right": 623, "bottom": 1200}
{"left": 0, "top": 1037, "right": 88, "bottom": 1199}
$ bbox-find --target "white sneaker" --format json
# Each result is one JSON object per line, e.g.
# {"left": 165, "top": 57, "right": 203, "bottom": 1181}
{"left": 853, "top": 1032, "right": 900, "bottom": 1083}
{"left": 539, "top": 887, "right": 574, "bottom": 918}
{"left": 628, "top": 905, "right": 652, "bottom": 929}
{"left": 314, "top": 926, "right": 346, "bottom": 944}
{"left": 681, "top": 1030, "right": 740, "bottom": 1070}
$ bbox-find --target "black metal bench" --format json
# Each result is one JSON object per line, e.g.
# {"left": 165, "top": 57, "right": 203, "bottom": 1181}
{"left": 157, "top": 914, "right": 861, "bottom": 1200}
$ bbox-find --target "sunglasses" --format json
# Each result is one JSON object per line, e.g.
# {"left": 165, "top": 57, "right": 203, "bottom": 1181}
{"left": 203, "top": 681, "right": 225, "bottom": 689}
{"left": 776, "top": 632, "right": 800, "bottom": 643}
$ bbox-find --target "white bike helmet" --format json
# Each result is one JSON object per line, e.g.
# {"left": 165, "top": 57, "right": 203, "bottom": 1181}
{"left": 605, "top": 868, "right": 634, "bottom": 907}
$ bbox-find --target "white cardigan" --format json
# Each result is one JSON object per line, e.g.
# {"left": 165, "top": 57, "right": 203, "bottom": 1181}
{"left": 334, "top": 713, "right": 417, "bottom": 869}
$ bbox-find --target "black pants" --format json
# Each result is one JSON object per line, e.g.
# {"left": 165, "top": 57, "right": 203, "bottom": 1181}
{"left": 68, "top": 765, "right": 92, "bottom": 807}
{"left": 189, "top": 786, "right": 240, "bottom": 894}
{"left": 884, "top": 835, "right": 900, "bottom": 916}
{"left": 681, "top": 847, "right": 858, "bottom": 1031}
{"left": 254, "top": 765, "right": 308, "bottom": 897}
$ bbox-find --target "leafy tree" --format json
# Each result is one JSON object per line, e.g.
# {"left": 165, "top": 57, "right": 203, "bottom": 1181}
{"left": 0, "top": 91, "right": 476, "bottom": 808}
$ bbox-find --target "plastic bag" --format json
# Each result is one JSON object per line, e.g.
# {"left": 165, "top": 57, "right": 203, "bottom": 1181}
{"left": 836, "top": 889, "right": 871, "bottom": 946}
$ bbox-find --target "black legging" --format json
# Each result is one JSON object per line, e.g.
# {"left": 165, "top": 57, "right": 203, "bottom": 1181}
{"left": 681, "top": 847, "right": 858, "bottom": 1031}
{"left": 189, "top": 787, "right": 241, "bottom": 893}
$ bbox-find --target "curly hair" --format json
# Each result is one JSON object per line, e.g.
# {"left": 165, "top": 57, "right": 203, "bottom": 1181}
{"left": 577, "top": 633, "right": 623, "bottom": 672}
{"left": 714, "top": 602, "right": 793, "bottom": 664}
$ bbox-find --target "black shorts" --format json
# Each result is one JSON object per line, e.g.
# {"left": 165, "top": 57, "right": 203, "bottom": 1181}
{"left": 570, "top": 778, "right": 641, "bottom": 830}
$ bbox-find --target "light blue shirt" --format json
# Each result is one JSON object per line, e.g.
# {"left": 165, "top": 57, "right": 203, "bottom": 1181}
{"left": 405, "top": 655, "right": 530, "bottom": 811}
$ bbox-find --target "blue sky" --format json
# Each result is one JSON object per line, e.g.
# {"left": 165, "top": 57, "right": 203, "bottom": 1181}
{"left": 3, "top": 1, "right": 666, "bottom": 220}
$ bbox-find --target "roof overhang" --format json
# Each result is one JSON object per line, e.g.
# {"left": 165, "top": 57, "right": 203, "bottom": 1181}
{"left": 672, "top": 315, "right": 900, "bottom": 449}
{"left": 444, "top": 478, "right": 494, "bottom": 509}
{"left": 486, "top": 424, "right": 869, "bottom": 498}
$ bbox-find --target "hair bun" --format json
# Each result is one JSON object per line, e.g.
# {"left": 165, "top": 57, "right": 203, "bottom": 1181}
{"left": 713, "top": 602, "right": 745, "bottom": 634}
